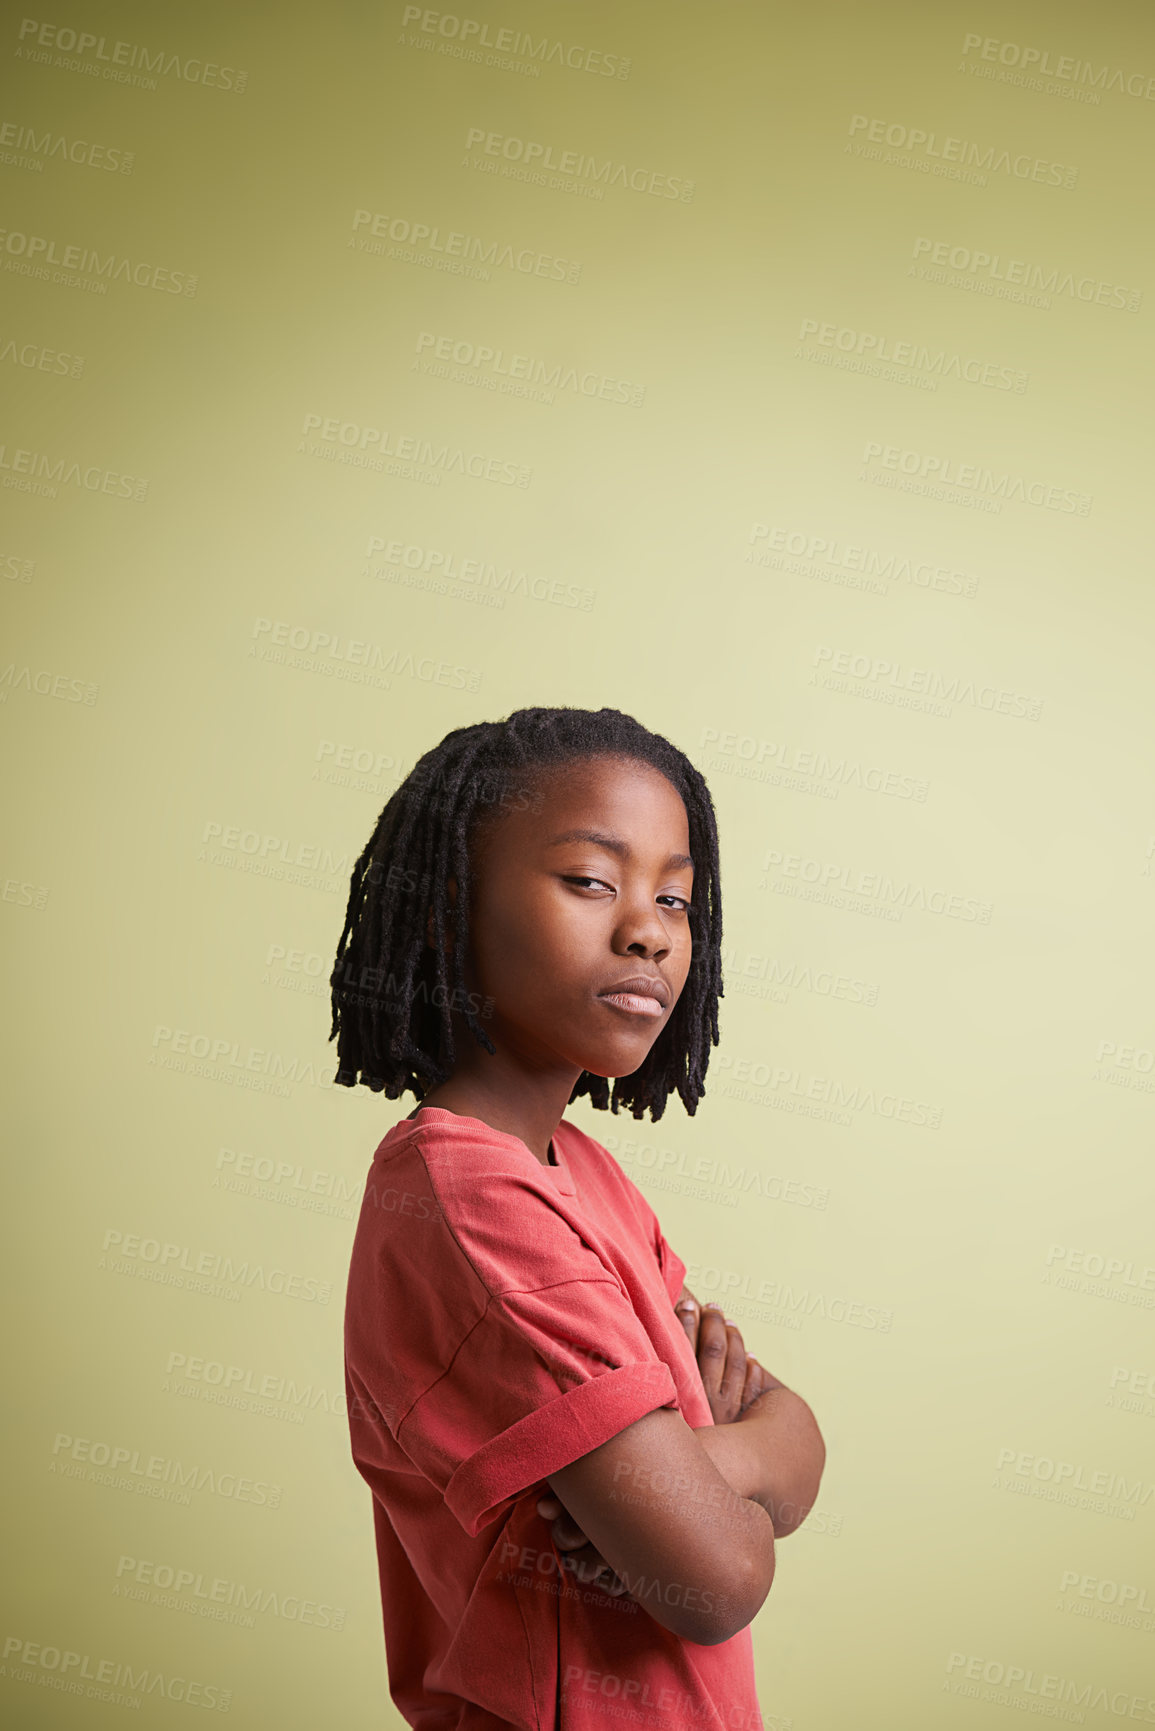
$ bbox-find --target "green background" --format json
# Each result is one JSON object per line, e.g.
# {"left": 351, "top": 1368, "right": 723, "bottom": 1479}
{"left": 3, "top": 2, "right": 1154, "bottom": 1725}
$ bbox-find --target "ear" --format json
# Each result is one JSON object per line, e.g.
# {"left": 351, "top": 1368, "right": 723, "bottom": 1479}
{"left": 425, "top": 876, "right": 457, "bottom": 950}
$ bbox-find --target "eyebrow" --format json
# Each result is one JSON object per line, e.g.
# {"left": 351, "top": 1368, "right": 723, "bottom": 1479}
{"left": 544, "top": 827, "right": 694, "bottom": 872}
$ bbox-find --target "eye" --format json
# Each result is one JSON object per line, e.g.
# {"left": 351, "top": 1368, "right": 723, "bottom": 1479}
{"left": 562, "top": 878, "right": 692, "bottom": 911}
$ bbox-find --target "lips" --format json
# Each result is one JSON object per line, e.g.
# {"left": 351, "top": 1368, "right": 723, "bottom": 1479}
{"left": 597, "top": 974, "right": 670, "bottom": 1014}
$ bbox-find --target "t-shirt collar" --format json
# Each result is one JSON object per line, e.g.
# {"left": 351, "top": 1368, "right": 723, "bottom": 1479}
{"left": 407, "top": 1106, "right": 577, "bottom": 1195}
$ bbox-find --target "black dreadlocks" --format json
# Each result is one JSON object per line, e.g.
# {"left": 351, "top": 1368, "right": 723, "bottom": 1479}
{"left": 328, "top": 706, "right": 724, "bottom": 1121}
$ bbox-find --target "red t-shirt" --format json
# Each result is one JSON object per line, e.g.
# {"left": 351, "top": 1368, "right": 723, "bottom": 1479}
{"left": 344, "top": 1105, "right": 765, "bottom": 1731}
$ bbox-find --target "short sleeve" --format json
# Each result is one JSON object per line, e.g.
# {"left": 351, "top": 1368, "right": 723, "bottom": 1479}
{"left": 397, "top": 1278, "right": 679, "bottom": 1537}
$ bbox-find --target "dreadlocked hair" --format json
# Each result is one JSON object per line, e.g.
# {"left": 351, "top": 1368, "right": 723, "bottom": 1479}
{"left": 328, "top": 706, "right": 724, "bottom": 1122}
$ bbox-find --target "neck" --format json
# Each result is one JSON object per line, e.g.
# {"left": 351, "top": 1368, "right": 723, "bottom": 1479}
{"left": 415, "top": 1065, "right": 580, "bottom": 1166}
{"left": 408, "top": 1000, "right": 589, "bottom": 1163}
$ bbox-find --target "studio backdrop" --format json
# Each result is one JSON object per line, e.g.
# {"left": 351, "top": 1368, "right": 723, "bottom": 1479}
{"left": 3, "top": 1, "right": 1154, "bottom": 1726}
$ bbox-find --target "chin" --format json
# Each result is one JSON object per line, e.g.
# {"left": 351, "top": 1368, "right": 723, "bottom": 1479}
{"left": 577, "top": 1042, "right": 659, "bottom": 1082}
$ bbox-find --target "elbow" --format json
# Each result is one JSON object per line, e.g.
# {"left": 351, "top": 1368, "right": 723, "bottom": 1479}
{"left": 687, "top": 1524, "right": 776, "bottom": 1647}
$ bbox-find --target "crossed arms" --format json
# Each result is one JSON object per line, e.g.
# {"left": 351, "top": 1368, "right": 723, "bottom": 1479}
{"left": 535, "top": 1285, "right": 826, "bottom": 1646}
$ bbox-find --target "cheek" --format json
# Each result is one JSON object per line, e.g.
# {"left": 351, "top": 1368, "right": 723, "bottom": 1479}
{"left": 670, "top": 938, "right": 695, "bottom": 1000}
{"left": 471, "top": 889, "right": 562, "bottom": 980}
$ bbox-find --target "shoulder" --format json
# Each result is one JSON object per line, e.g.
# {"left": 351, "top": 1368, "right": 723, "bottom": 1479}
{"left": 361, "top": 1113, "right": 612, "bottom": 1299}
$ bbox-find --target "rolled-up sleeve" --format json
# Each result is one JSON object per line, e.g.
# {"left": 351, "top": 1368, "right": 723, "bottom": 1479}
{"left": 397, "top": 1277, "right": 680, "bottom": 1537}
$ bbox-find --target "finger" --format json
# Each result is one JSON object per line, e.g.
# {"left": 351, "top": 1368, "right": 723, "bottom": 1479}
{"left": 695, "top": 1303, "right": 731, "bottom": 1392}
{"left": 674, "top": 1294, "right": 699, "bottom": 1353}
{"left": 549, "top": 1513, "right": 590, "bottom": 1552}
{"left": 741, "top": 1356, "right": 775, "bottom": 1410}
{"left": 720, "top": 1317, "right": 747, "bottom": 1410}
{"left": 536, "top": 1491, "right": 587, "bottom": 1550}
{"left": 588, "top": 1563, "right": 628, "bottom": 1596}
{"left": 749, "top": 1356, "right": 789, "bottom": 1394}
{"left": 559, "top": 1544, "right": 627, "bottom": 1596}
{"left": 565, "top": 1544, "right": 613, "bottom": 1585}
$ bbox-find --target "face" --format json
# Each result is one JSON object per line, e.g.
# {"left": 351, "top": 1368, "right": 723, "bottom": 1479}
{"left": 451, "top": 755, "right": 696, "bottom": 1082}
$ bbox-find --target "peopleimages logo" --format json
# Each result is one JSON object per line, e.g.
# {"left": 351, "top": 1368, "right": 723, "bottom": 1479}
{"left": 847, "top": 114, "right": 1078, "bottom": 187}
{"left": 0, "top": 226, "right": 197, "bottom": 294}
{"left": 1, "top": 336, "right": 85, "bottom": 377}
{"left": 102, "top": 1225, "right": 333, "bottom": 1304}
{"left": 351, "top": 208, "right": 582, "bottom": 285}
{"left": 700, "top": 725, "right": 929, "bottom": 802}
{"left": 0, "top": 119, "right": 134, "bottom": 172}
{"left": 761, "top": 848, "right": 993, "bottom": 925}
{"left": 14, "top": 18, "right": 247, "bottom": 91}
{"left": 911, "top": 237, "right": 1141, "bottom": 312}
{"left": 747, "top": 524, "right": 978, "bottom": 597}
{"left": 414, "top": 331, "right": 645, "bottom": 406}
{"left": 944, "top": 1650, "right": 1155, "bottom": 1720}
{"left": 0, "top": 438, "right": 148, "bottom": 500}
{"left": 113, "top": 1553, "right": 346, "bottom": 1630}
{"left": 798, "top": 317, "right": 1027, "bottom": 392}
{"left": 960, "top": 33, "right": 1155, "bottom": 100}
{"left": 50, "top": 1429, "right": 281, "bottom": 1509}
{"left": 463, "top": 128, "right": 695, "bottom": 201}
{"left": 366, "top": 537, "right": 595, "bottom": 612}
{"left": 812, "top": 644, "right": 1044, "bottom": 721}
{"left": 299, "top": 413, "right": 530, "bottom": 487}
{"left": 2, "top": 1632, "right": 232, "bottom": 1711}
{"left": 399, "top": 8, "right": 631, "bottom": 79}
{"left": 860, "top": 441, "right": 1092, "bottom": 514}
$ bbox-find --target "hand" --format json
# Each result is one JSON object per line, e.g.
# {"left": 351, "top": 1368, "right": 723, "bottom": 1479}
{"left": 674, "top": 1294, "right": 785, "bottom": 1426}
{"left": 533, "top": 1295, "right": 790, "bottom": 1585}
{"left": 535, "top": 1493, "right": 630, "bottom": 1597}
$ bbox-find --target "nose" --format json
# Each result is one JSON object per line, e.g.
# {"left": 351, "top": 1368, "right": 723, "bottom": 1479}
{"left": 615, "top": 892, "right": 671, "bottom": 961}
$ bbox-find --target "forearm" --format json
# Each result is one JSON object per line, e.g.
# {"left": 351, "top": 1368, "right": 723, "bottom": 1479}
{"left": 693, "top": 1389, "right": 825, "bottom": 1538}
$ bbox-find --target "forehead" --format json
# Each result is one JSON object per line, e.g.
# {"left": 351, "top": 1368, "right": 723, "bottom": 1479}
{"left": 475, "top": 755, "right": 692, "bottom": 861}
